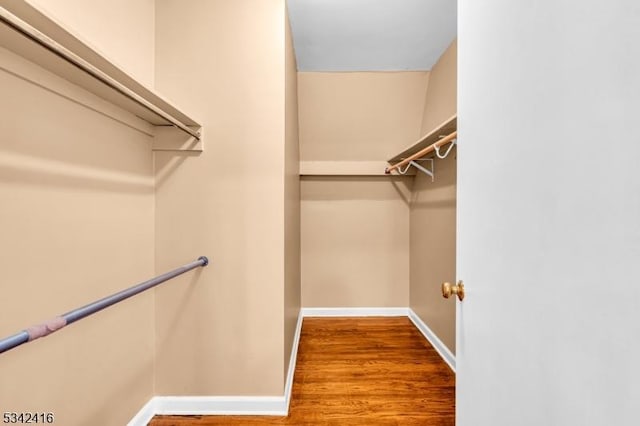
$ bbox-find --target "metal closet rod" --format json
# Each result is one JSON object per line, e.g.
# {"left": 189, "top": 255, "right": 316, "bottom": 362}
{"left": 385, "top": 130, "right": 458, "bottom": 174}
{"left": 0, "top": 6, "right": 201, "bottom": 141}
{"left": 0, "top": 256, "right": 209, "bottom": 355}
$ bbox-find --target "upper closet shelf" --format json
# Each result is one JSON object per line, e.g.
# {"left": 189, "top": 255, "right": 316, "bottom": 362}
{"left": 300, "top": 161, "right": 409, "bottom": 176}
{"left": 0, "top": 1, "right": 202, "bottom": 148}
{"left": 385, "top": 114, "right": 457, "bottom": 177}
{"left": 300, "top": 114, "right": 456, "bottom": 177}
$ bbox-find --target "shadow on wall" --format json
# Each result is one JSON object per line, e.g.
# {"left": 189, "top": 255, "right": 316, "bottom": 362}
{"left": 154, "top": 151, "right": 201, "bottom": 190}
{"left": 155, "top": 268, "right": 205, "bottom": 349}
{"left": 410, "top": 152, "right": 457, "bottom": 209}
{"left": 0, "top": 150, "right": 154, "bottom": 194}
{"left": 389, "top": 176, "right": 414, "bottom": 207}
{"left": 300, "top": 176, "right": 413, "bottom": 200}
{"left": 0, "top": 64, "right": 156, "bottom": 194}
{"left": 0, "top": 138, "right": 206, "bottom": 194}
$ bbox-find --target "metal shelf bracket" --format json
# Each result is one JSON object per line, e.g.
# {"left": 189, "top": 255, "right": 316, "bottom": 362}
{"left": 397, "top": 158, "right": 434, "bottom": 181}
{"left": 410, "top": 159, "right": 434, "bottom": 181}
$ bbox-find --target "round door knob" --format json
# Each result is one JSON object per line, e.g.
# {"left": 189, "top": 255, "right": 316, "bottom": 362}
{"left": 442, "top": 281, "right": 464, "bottom": 301}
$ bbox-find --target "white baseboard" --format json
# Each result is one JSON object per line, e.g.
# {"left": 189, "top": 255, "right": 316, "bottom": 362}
{"left": 284, "top": 311, "right": 304, "bottom": 412}
{"left": 154, "top": 395, "right": 287, "bottom": 416}
{"left": 301, "top": 307, "right": 409, "bottom": 317}
{"left": 128, "top": 307, "right": 455, "bottom": 423}
{"left": 126, "top": 397, "right": 157, "bottom": 426}
{"left": 408, "top": 308, "right": 456, "bottom": 372}
{"left": 127, "top": 310, "right": 303, "bottom": 423}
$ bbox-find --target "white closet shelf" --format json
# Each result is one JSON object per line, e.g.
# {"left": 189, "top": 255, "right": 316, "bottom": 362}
{"left": 300, "top": 114, "right": 457, "bottom": 177}
{"left": 0, "top": 1, "right": 202, "bottom": 145}
{"left": 300, "top": 161, "right": 415, "bottom": 176}
{"left": 387, "top": 114, "right": 457, "bottom": 164}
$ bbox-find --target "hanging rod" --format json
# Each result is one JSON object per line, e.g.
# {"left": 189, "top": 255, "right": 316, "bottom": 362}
{"left": 0, "top": 6, "right": 201, "bottom": 141}
{"left": 0, "top": 256, "right": 209, "bottom": 355}
{"left": 385, "top": 131, "right": 457, "bottom": 174}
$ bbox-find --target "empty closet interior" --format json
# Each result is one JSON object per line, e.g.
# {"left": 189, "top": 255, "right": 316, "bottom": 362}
{"left": 299, "top": 40, "right": 457, "bottom": 352}
{"left": 0, "top": 1, "right": 457, "bottom": 424}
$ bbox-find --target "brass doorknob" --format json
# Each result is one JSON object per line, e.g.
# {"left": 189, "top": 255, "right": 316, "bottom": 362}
{"left": 442, "top": 281, "right": 464, "bottom": 301}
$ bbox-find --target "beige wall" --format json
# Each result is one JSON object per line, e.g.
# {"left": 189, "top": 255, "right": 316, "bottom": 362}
{"left": 420, "top": 40, "right": 457, "bottom": 135}
{"left": 299, "top": 72, "right": 429, "bottom": 161}
{"left": 3, "top": 0, "right": 297, "bottom": 417}
{"left": 298, "top": 72, "right": 429, "bottom": 307}
{"left": 410, "top": 39, "right": 458, "bottom": 353}
{"left": 298, "top": 72, "right": 428, "bottom": 308}
{"left": 154, "top": 0, "right": 293, "bottom": 396}
{"left": 410, "top": 156, "right": 457, "bottom": 353}
{"left": 0, "top": 47, "right": 154, "bottom": 425}
{"left": 284, "top": 9, "right": 301, "bottom": 378}
{"left": 28, "top": 0, "right": 156, "bottom": 87}
{"left": 301, "top": 177, "right": 412, "bottom": 307}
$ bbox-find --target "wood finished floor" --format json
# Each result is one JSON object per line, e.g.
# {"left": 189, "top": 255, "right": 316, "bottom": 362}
{"left": 149, "top": 317, "right": 455, "bottom": 425}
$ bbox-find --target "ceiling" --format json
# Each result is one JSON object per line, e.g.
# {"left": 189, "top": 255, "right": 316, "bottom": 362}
{"left": 287, "top": 0, "right": 457, "bottom": 72}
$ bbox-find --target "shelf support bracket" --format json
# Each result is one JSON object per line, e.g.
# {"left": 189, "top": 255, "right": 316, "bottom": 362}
{"left": 410, "top": 159, "right": 434, "bottom": 181}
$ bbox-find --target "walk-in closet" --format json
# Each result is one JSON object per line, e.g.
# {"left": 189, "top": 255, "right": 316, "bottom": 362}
{"left": 2, "top": 1, "right": 639, "bottom": 425}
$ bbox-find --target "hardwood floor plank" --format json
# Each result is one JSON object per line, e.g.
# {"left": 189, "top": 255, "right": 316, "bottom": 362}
{"left": 149, "top": 317, "right": 455, "bottom": 425}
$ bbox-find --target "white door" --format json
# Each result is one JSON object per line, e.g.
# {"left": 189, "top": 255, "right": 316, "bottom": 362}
{"left": 456, "top": 1, "right": 640, "bottom": 425}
